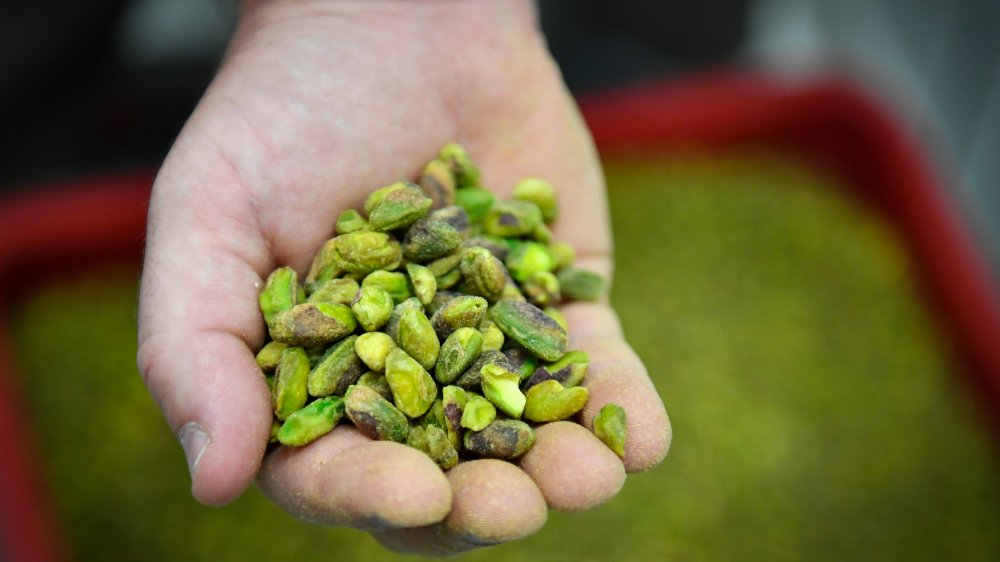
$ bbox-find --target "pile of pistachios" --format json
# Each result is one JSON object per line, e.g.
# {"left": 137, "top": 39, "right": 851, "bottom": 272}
{"left": 255, "top": 143, "right": 627, "bottom": 468}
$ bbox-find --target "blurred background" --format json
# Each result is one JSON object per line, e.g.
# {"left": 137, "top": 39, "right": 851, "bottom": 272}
{"left": 2, "top": 1, "right": 1000, "bottom": 561}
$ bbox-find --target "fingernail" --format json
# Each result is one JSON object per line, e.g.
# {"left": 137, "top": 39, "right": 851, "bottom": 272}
{"left": 178, "top": 422, "right": 210, "bottom": 479}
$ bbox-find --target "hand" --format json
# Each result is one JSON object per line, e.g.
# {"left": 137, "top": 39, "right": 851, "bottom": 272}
{"left": 137, "top": 0, "right": 671, "bottom": 555}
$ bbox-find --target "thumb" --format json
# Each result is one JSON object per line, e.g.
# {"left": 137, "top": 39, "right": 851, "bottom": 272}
{"left": 137, "top": 164, "right": 274, "bottom": 505}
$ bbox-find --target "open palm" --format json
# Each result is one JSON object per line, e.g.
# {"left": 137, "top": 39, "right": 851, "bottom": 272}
{"left": 137, "top": 0, "right": 670, "bottom": 555}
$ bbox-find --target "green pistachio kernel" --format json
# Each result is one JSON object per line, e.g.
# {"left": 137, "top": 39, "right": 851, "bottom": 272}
{"left": 523, "top": 379, "right": 589, "bottom": 423}
{"left": 407, "top": 425, "right": 459, "bottom": 470}
{"left": 273, "top": 347, "right": 310, "bottom": 420}
{"left": 505, "top": 241, "right": 557, "bottom": 283}
{"left": 396, "top": 308, "right": 440, "bottom": 371}
{"left": 464, "top": 235, "right": 509, "bottom": 261}
{"left": 356, "top": 371, "right": 393, "bottom": 401}
{"left": 344, "top": 384, "right": 409, "bottom": 442}
{"left": 354, "top": 331, "right": 396, "bottom": 372}
{"left": 531, "top": 221, "right": 553, "bottom": 244}
{"left": 307, "top": 335, "right": 364, "bottom": 397}
{"left": 365, "top": 181, "right": 433, "bottom": 231}
{"left": 481, "top": 363, "right": 526, "bottom": 418}
{"left": 384, "top": 348, "right": 438, "bottom": 418}
{"left": 427, "top": 290, "right": 461, "bottom": 316}
{"left": 428, "top": 205, "right": 471, "bottom": 238}
{"left": 307, "top": 277, "right": 360, "bottom": 305}
{"left": 256, "top": 340, "right": 288, "bottom": 373}
{"left": 269, "top": 302, "right": 357, "bottom": 347}
{"left": 556, "top": 267, "right": 606, "bottom": 301}
{"left": 503, "top": 346, "right": 538, "bottom": 382}
{"left": 402, "top": 217, "right": 462, "bottom": 262}
{"left": 460, "top": 395, "right": 497, "bottom": 431}
{"left": 478, "top": 319, "right": 505, "bottom": 351}
{"left": 435, "top": 327, "right": 484, "bottom": 384}
{"left": 435, "top": 268, "right": 463, "bottom": 290}
{"left": 430, "top": 294, "right": 488, "bottom": 340}
{"left": 333, "top": 231, "right": 404, "bottom": 274}
{"left": 489, "top": 300, "right": 567, "bottom": 362}
{"left": 277, "top": 396, "right": 346, "bottom": 446}
{"left": 441, "top": 385, "right": 468, "bottom": 448}
{"left": 363, "top": 181, "right": 408, "bottom": 214}
{"left": 406, "top": 263, "right": 437, "bottom": 307}
{"left": 483, "top": 199, "right": 543, "bottom": 238}
{"left": 335, "top": 209, "right": 369, "bottom": 234}
{"left": 350, "top": 285, "right": 394, "bottom": 332}
{"left": 498, "top": 275, "right": 527, "bottom": 302}
{"left": 524, "top": 350, "right": 590, "bottom": 390}
{"left": 512, "top": 177, "right": 558, "bottom": 223}
{"left": 361, "top": 270, "right": 412, "bottom": 304}
{"left": 259, "top": 267, "right": 300, "bottom": 326}
{"left": 454, "top": 186, "right": 496, "bottom": 223}
{"left": 549, "top": 241, "right": 576, "bottom": 270}
{"left": 545, "top": 350, "right": 590, "bottom": 386}
{"left": 420, "top": 398, "right": 447, "bottom": 432}
{"left": 463, "top": 419, "right": 535, "bottom": 460}
{"left": 427, "top": 252, "right": 464, "bottom": 289}
{"left": 426, "top": 252, "right": 463, "bottom": 277}
{"left": 522, "top": 270, "right": 561, "bottom": 307}
{"left": 453, "top": 349, "right": 512, "bottom": 391}
{"left": 459, "top": 247, "right": 506, "bottom": 302}
{"left": 593, "top": 403, "right": 628, "bottom": 458}
{"left": 385, "top": 297, "right": 423, "bottom": 341}
{"left": 264, "top": 374, "right": 276, "bottom": 398}
{"left": 418, "top": 159, "right": 456, "bottom": 210}
{"left": 270, "top": 419, "right": 281, "bottom": 443}
{"left": 437, "top": 142, "right": 481, "bottom": 188}
{"left": 304, "top": 239, "right": 343, "bottom": 289}
{"left": 513, "top": 178, "right": 559, "bottom": 223}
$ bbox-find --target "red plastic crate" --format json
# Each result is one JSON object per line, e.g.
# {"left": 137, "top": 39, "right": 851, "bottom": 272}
{"left": 2, "top": 74, "right": 998, "bottom": 562}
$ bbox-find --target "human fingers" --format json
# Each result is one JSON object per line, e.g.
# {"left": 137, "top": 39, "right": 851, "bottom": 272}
{"left": 256, "top": 426, "right": 452, "bottom": 529}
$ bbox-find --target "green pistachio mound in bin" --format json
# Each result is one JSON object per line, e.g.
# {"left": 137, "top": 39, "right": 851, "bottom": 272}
{"left": 255, "top": 143, "right": 624, "bottom": 467}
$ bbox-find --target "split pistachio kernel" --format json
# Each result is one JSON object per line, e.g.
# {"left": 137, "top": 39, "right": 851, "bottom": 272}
{"left": 523, "top": 380, "right": 589, "bottom": 423}
{"left": 406, "top": 263, "right": 437, "bottom": 306}
{"left": 460, "top": 395, "right": 497, "bottom": 431}
{"left": 512, "top": 177, "right": 558, "bottom": 223}
{"left": 307, "top": 335, "right": 364, "bottom": 397}
{"left": 354, "top": 331, "right": 395, "bottom": 372}
{"left": 593, "top": 403, "right": 628, "bottom": 458}
{"left": 351, "top": 285, "right": 394, "bottom": 332}
{"left": 259, "top": 266, "right": 300, "bottom": 326}
{"left": 278, "top": 396, "right": 345, "bottom": 446}
{"left": 489, "top": 300, "right": 567, "bottom": 362}
{"left": 335, "top": 209, "right": 369, "bottom": 234}
{"left": 384, "top": 348, "right": 438, "bottom": 418}
{"left": 481, "top": 363, "right": 526, "bottom": 419}
{"left": 464, "top": 419, "right": 535, "bottom": 460}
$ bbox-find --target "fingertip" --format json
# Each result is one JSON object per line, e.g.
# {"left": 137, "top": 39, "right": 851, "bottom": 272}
{"left": 520, "top": 421, "right": 625, "bottom": 511}
{"left": 561, "top": 304, "right": 673, "bottom": 472}
{"left": 186, "top": 359, "right": 273, "bottom": 506}
{"left": 373, "top": 459, "right": 547, "bottom": 556}
{"left": 443, "top": 460, "right": 548, "bottom": 544}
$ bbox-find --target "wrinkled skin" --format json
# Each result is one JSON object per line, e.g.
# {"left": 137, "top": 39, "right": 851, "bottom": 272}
{"left": 137, "top": 0, "right": 671, "bottom": 555}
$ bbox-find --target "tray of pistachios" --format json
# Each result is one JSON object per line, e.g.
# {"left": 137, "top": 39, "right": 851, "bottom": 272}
{"left": 256, "top": 143, "right": 625, "bottom": 467}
